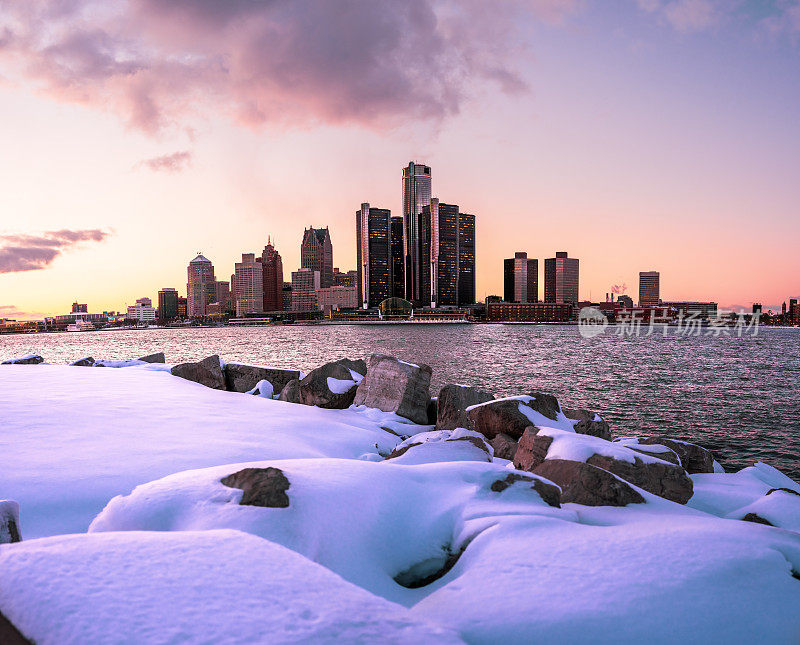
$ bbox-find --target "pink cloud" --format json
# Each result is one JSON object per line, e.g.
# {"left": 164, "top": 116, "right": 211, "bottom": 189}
{"left": 138, "top": 150, "right": 192, "bottom": 173}
{"left": 0, "top": 229, "right": 110, "bottom": 273}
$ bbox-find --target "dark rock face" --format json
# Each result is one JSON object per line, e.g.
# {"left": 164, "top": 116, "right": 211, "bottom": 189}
{"left": 741, "top": 512, "right": 774, "bottom": 526}
{"left": 70, "top": 356, "right": 96, "bottom": 367}
{"left": 170, "top": 355, "right": 226, "bottom": 390}
{"left": 489, "top": 473, "right": 561, "bottom": 508}
{"left": 384, "top": 442, "right": 421, "bottom": 460}
{"left": 137, "top": 352, "right": 166, "bottom": 363}
{"left": 278, "top": 379, "right": 302, "bottom": 403}
{"left": 562, "top": 408, "right": 611, "bottom": 441}
{"left": 0, "top": 611, "right": 31, "bottom": 645}
{"left": 436, "top": 384, "right": 494, "bottom": 432}
{"left": 224, "top": 363, "right": 301, "bottom": 395}
{"left": 512, "top": 428, "right": 553, "bottom": 471}
{"left": 1, "top": 355, "right": 44, "bottom": 365}
{"left": 220, "top": 467, "right": 290, "bottom": 508}
{"left": 353, "top": 355, "right": 433, "bottom": 424}
{"left": 298, "top": 359, "right": 363, "bottom": 409}
{"left": 533, "top": 459, "right": 646, "bottom": 507}
{"left": 489, "top": 433, "right": 518, "bottom": 461}
{"left": 426, "top": 398, "right": 438, "bottom": 425}
{"left": 638, "top": 436, "right": 715, "bottom": 474}
{"left": 1, "top": 501, "right": 21, "bottom": 544}
{"left": 467, "top": 393, "right": 560, "bottom": 440}
{"left": 585, "top": 454, "right": 693, "bottom": 504}
{"left": 767, "top": 487, "right": 800, "bottom": 497}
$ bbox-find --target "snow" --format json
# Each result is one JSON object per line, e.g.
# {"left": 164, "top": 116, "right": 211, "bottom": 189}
{"left": 0, "top": 530, "right": 462, "bottom": 645}
{"left": 327, "top": 376, "right": 357, "bottom": 394}
{"left": 246, "top": 379, "right": 274, "bottom": 398}
{"left": 397, "top": 359, "right": 420, "bottom": 368}
{"left": 613, "top": 437, "right": 675, "bottom": 453}
{"left": 348, "top": 369, "right": 365, "bottom": 383}
{"left": 726, "top": 490, "right": 800, "bottom": 531}
{"left": 386, "top": 429, "right": 492, "bottom": 465}
{"left": 538, "top": 427, "right": 674, "bottom": 465}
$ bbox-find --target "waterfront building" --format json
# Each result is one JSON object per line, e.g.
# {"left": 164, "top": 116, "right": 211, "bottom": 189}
{"left": 316, "top": 285, "right": 357, "bottom": 311}
{"left": 186, "top": 254, "right": 216, "bottom": 318}
{"left": 486, "top": 301, "right": 573, "bottom": 322}
{"left": 71, "top": 302, "right": 88, "bottom": 314}
{"left": 356, "top": 203, "right": 392, "bottom": 309}
{"left": 639, "top": 271, "right": 661, "bottom": 307}
{"left": 390, "top": 216, "right": 404, "bottom": 298}
{"left": 158, "top": 288, "right": 179, "bottom": 319}
{"left": 259, "top": 239, "right": 284, "bottom": 311}
{"left": 126, "top": 297, "right": 157, "bottom": 322}
{"left": 458, "top": 211, "right": 476, "bottom": 306}
{"left": 661, "top": 301, "right": 718, "bottom": 319}
{"left": 291, "top": 268, "right": 320, "bottom": 312}
{"left": 301, "top": 227, "right": 333, "bottom": 288}
{"left": 544, "top": 252, "right": 579, "bottom": 305}
{"left": 790, "top": 298, "right": 799, "bottom": 323}
{"left": 234, "top": 254, "right": 264, "bottom": 316}
{"left": 282, "top": 283, "right": 292, "bottom": 312}
{"left": 177, "top": 297, "right": 187, "bottom": 318}
{"left": 503, "top": 252, "right": 538, "bottom": 303}
{"left": 402, "top": 161, "right": 432, "bottom": 303}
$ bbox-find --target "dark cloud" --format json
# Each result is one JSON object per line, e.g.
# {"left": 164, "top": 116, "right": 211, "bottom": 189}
{"left": 0, "top": 0, "right": 582, "bottom": 134}
{"left": 0, "top": 228, "right": 110, "bottom": 273}
{"left": 138, "top": 150, "right": 192, "bottom": 172}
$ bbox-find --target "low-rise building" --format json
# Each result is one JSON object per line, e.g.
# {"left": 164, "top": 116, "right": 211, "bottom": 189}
{"left": 127, "top": 297, "right": 157, "bottom": 322}
{"left": 316, "top": 285, "right": 357, "bottom": 311}
{"left": 487, "top": 301, "right": 574, "bottom": 322}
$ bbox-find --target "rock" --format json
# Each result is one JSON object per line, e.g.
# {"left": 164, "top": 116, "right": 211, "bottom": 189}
{"left": 170, "top": 355, "right": 226, "bottom": 390}
{"left": 70, "top": 356, "right": 96, "bottom": 367}
{"left": 224, "top": 363, "right": 301, "bottom": 395}
{"left": 384, "top": 429, "right": 492, "bottom": 464}
{"left": 489, "top": 433, "right": 518, "bottom": 461}
{"left": 741, "top": 512, "right": 774, "bottom": 526}
{"left": 466, "top": 393, "right": 560, "bottom": 440}
{"left": 489, "top": 473, "right": 561, "bottom": 508}
{"left": 1, "top": 354, "right": 44, "bottom": 365}
{"left": 767, "top": 487, "right": 800, "bottom": 497}
{"left": 0, "top": 500, "right": 21, "bottom": 544}
{"left": 220, "top": 467, "right": 290, "bottom": 508}
{"left": 638, "top": 436, "right": 715, "bottom": 474}
{"left": 427, "top": 398, "right": 438, "bottom": 425}
{"left": 278, "top": 379, "right": 302, "bottom": 403}
{"left": 512, "top": 428, "right": 553, "bottom": 471}
{"left": 628, "top": 446, "right": 681, "bottom": 465}
{"left": 435, "top": 384, "right": 494, "bottom": 432}
{"left": 298, "top": 359, "right": 363, "bottom": 409}
{"left": 353, "top": 355, "right": 433, "bottom": 424}
{"left": 562, "top": 408, "right": 611, "bottom": 440}
{"left": 532, "top": 459, "right": 646, "bottom": 507}
{"left": 137, "top": 352, "right": 166, "bottom": 363}
{"left": 0, "top": 611, "right": 30, "bottom": 645}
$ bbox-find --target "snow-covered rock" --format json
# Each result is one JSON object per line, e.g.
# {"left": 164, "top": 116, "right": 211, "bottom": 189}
{"left": 297, "top": 359, "right": 365, "bottom": 409}
{"left": 384, "top": 429, "right": 493, "bottom": 465}
{"left": 223, "top": 362, "right": 300, "bottom": 394}
{"left": 532, "top": 459, "right": 645, "bottom": 506}
{"left": 435, "top": 384, "right": 494, "bottom": 432}
{"left": 728, "top": 488, "right": 800, "bottom": 531}
{"left": 354, "top": 354, "right": 433, "bottom": 424}
{"left": 466, "top": 394, "right": 565, "bottom": 440}
{"left": 170, "top": 354, "right": 226, "bottom": 389}
{"left": 1, "top": 354, "right": 44, "bottom": 365}
{"left": 562, "top": 407, "right": 611, "bottom": 440}
{"left": 638, "top": 436, "right": 715, "bottom": 474}
{"left": 489, "top": 432, "right": 518, "bottom": 461}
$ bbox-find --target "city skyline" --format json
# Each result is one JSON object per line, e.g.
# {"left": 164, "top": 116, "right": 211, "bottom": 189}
{"left": 2, "top": 2, "right": 800, "bottom": 318}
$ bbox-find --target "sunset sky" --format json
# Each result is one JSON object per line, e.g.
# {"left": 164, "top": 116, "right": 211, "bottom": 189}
{"left": 1, "top": 0, "right": 799, "bottom": 319}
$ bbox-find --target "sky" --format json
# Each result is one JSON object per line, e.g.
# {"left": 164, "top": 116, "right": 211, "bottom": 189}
{"left": 0, "top": 0, "right": 799, "bottom": 319}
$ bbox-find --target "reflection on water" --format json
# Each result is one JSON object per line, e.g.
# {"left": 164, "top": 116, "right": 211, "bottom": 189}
{"left": 2, "top": 324, "right": 799, "bottom": 479}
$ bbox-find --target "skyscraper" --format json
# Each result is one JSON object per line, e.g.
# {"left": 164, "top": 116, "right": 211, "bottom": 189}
{"left": 390, "top": 216, "right": 404, "bottom": 299}
{"left": 421, "top": 199, "right": 459, "bottom": 307}
{"left": 301, "top": 227, "right": 333, "bottom": 288}
{"left": 234, "top": 253, "right": 263, "bottom": 316}
{"left": 544, "top": 252, "right": 579, "bottom": 304}
{"left": 158, "top": 288, "right": 179, "bottom": 319}
{"left": 259, "top": 239, "right": 284, "bottom": 311}
{"left": 503, "top": 252, "right": 537, "bottom": 303}
{"left": 458, "top": 211, "right": 476, "bottom": 306}
{"left": 291, "top": 268, "right": 320, "bottom": 312}
{"left": 402, "top": 161, "right": 432, "bottom": 303}
{"left": 186, "top": 253, "right": 216, "bottom": 318}
{"left": 639, "top": 271, "right": 660, "bottom": 307}
{"left": 355, "top": 203, "right": 392, "bottom": 309}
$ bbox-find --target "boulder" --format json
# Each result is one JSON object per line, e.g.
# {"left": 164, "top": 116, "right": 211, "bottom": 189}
{"left": 512, "top": 428, "right": 553, "bottom": 471}
{"left": 298, "top": 359, "right": 364, "bottom": 409}
{"left": 278, "top": 379, "right": 302, "bottom": 403}
{"left": 741, "top": 512, "right": 774, "bottom": 526}
{"left": 0, "top": 611, "right": 29, "bottom": 645}
{"left": 638, "top": 436, "right": 715, "bottom": 474}
{"left": 224, "top": 363, "right": 301, "bottom": 395}
{"left": 70, "top": 356, "right": 96, "bottom": 367}
{"left": 489, "top": 473, "right": 561, "bottom": 508}
{"left": 427, "top": 398, "right": 438, "bottom": 425}
{"left": 1, "top": 354, "right": 44, "bottom": 365}
{"left": 562, "top": 408, "right": 611, "bottom": 440}
{"left": 466, "top": 393, "right": 560, "bottom": 440}
{"left": 137, "top": 352, "right": 166, "bottom": 363}
{"left": 436, "top": 384, "right": 494, "bottom": 432}
{"left": 384, "top": 429, "right": 493, "bottom": 464}
{"left": 170, "top": 355, "right": 226, "bottom": 390}
{"left": 489, "top": 433, "right": 518, "bottom": 461}
{"left": 628, "top": 446, "right": 681, "bottom": 465}
{"left": 0, "top": 500, "right": 21, "bottom": 544}
{"left": 220, "top": 467, "right": 290, "bottom": 508}
{"left": 532, "top": 459, "right": 646, "bottom": 506}
{"left": 353, "top": 355, "right": 433, "bottom": 424}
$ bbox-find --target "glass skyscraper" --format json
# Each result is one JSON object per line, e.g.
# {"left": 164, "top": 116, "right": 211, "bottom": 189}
{"left": 402, "top": 162, "right": 432, "bottom": 304}
{"left": 544, "top": 251, "right": 579, "bottom": 305}
{"left": 356, "top": 203, "right": 392, "bottom": 308}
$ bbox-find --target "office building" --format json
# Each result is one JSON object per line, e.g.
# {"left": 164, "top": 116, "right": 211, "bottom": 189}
{"left": 126, "top": 297, "right": 157, "bottom": 322}
{"left": 402, "top": 161, "right": 432, "bottom": 303}
{"left": 390, "top": 216, "right": 404, "bottom": 298}
{"left": 71, "top": 302, "right": 88, "bottom": 314}
{"left": 356, "top": 203, "right": 392, "bottom": 309}
{"left": 259, "top": 239, "right": 284, "bottom": 311}
{"left": 789, "top": 298, "right": 799, "bottom": 323}
{"left": 158, "top": 288, "right": 179, "bottom": 319}
{"left": 332, "top": 268, "right": 358, "bottom": 288}
{"left": 544, "top": 252, "right": 579, "bottom": 305}
{"left": 214, "top": 281, "right": 230, "bottom": 306}
{"left": 661, "top": 301, "right": 718, "bottom": 319}
{"left": 503, "top": 252, "right": 537, "bottom": 303}
{"left": 458, "top": 211, "right": 476, "bottom": 306}
{"left": 301, "top": 227, "right": 333, "bottom": 288}
{"left": 639, "top": 271, "right": 660, "bottom": 307}
{"left": 187, "top": 253, "right": 216, "bottom": 318}
{"left": 234, "top": 253, "right": 264, "bottom": 316}
{"left": 486, "top": 301, "right": 573, "bottom": 322}
{"left": 177, "top": 297, "right": 187, "bottom": 318}
{"left": 292, "top": 268, "right": 320, "bottom": 312}
{"left": 316, "top": 285, "right": 357, "bottom": 311}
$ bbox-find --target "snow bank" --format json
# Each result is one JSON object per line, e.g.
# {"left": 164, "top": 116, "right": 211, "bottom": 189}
{"left": 327, "top": 376, "right": 357, "bottom": 394}
{"left": 0, "top": 530, "right": 462, "bottom": 645}
{"left": 387, "top": 429, "right": 492, "bottom": 465}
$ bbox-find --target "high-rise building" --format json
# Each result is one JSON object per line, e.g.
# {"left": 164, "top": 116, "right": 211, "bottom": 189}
{"left": 259, "top": 239, "right": 284, "bottom": 311}
{"left": 71, "top": 302, "right": 88, "bottom": 314}
{"left": 356, "top": 203, "right": 392, "bottom": 309}
{"left": 639, "top": 271, "right": 660, "bottom": 307}
{"left": 402, "top": 161, "right": 432, "bottom": 303}
{"left": 158, "top": 288, "right": 179, "bottom": 319}
{"left": 458, "top": 211, "right": 476, "bottom": 306}
{"left": 390, "top": 216, "right": 404, "bottom": 298}
{"left": 282, "top": 283, "right": 293, "bottom": 312}
{"left": 234, "top": 253, "right": 264, "bottom": 316}
{"left": 187, "top": 253, "right": 216, "bottom": 318}
{"left": 503, "top": 252, "right": 538, "bottom": 303}
{"left": 421, "top": 199, "right": 459, "bottom": 306}
{"left": 790, "top": 298, "right": 799, "bottom": 324}
{"left": 332, "top": 268, "right": 358, "bottom": 288}
{"left": 544, "top": 252, "right": 579, "bottom": 305}
{"left": 301, "top": 227, "right": 333, "bottom": 288}
{"left": 177, "top": 297, "right": 187, "bottom": 318}
{"left": 214, "top": 281, "right": 230, "bottom": 304}
{"left": 291, "top": 268, "right": 320, "bottom": 312}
